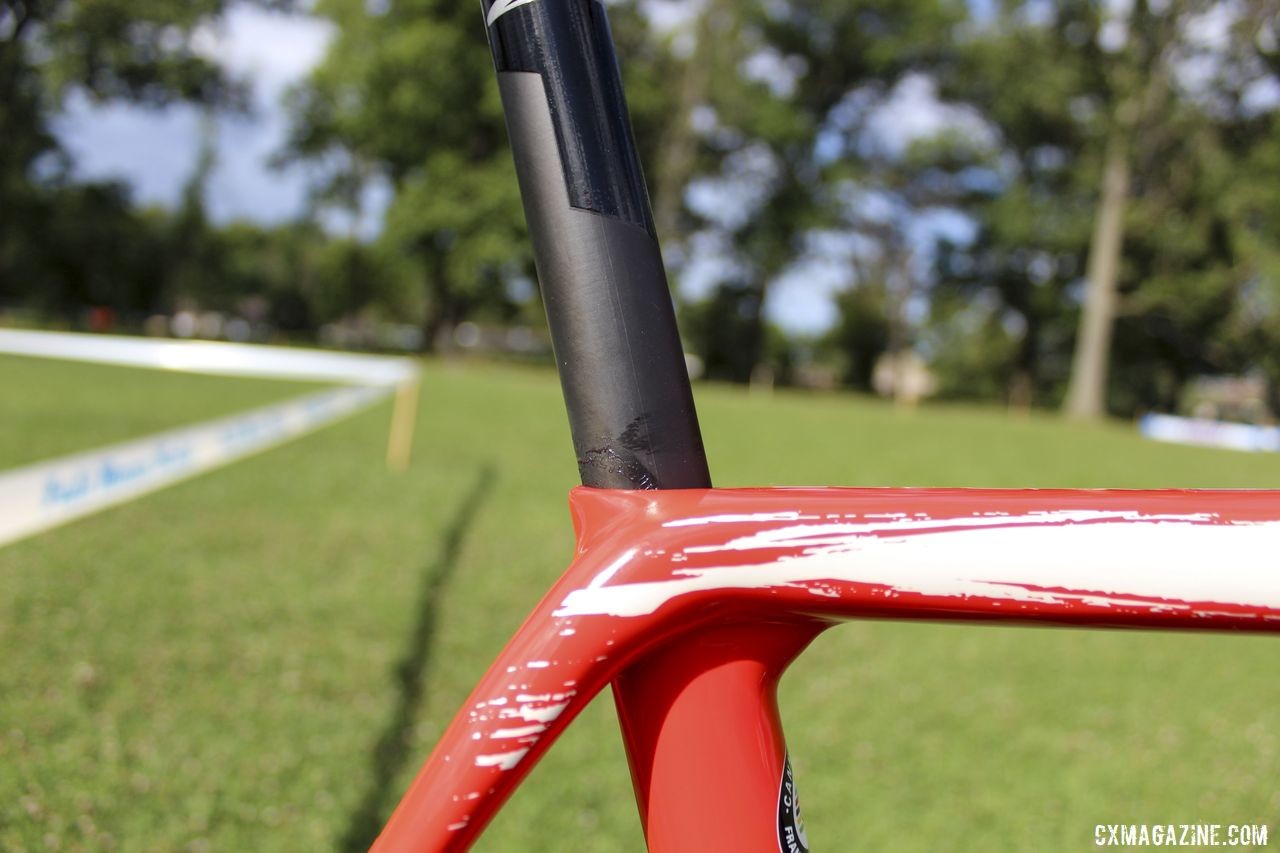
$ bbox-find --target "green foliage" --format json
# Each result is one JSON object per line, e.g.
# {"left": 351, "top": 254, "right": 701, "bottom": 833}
{"left": 281, "top": 0, "right": 536, "bottom": 347}
{"left": 282, "top": 0, "right": 681, "bottom": 348}
{"left": 4, "top": 181, "right": 164, "bottom": 315}
{"left": 932, "top": 0, "right": 1280, "bottom": 415}
{"left": 676, "top": 0, "right": 965, "bottom": 386}
{"left": 37, "top": 1, "right": 251, "bottom": 108}
{"left": 924, "top": 289, "right": 1022, "bottom": 401}
{"left": 0, "top": 0, "right": 297, "bottom": 320}
{"left": 680, "top": 281, "right": 767, "bottom": 383}
{"left": 209, "top": 221, "right": 418, "bottom": 331}
{"left": 825, "top": 277, "right": 892, "bottom": 391}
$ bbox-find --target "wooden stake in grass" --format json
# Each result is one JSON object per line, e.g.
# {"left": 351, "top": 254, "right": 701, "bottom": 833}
{"left": 386, "top": 378, "right": 421, "bottom": 472}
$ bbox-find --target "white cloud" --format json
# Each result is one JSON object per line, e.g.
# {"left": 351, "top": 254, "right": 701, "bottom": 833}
{"left": 766, "top": 257, "right": 848, "bottom": 336}
{"left": 865, "top": 74, "right": 994, "bottom": 156}
{"left": 192, "top": 7, "right": 335, "bottom": 100}
{"left": 640, "top": 0, "right": 702, "bottom": 36}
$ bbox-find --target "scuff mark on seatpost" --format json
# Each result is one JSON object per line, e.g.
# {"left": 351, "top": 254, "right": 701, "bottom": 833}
{"left": 578, "top": 416, "right": 658, "bottom": 490}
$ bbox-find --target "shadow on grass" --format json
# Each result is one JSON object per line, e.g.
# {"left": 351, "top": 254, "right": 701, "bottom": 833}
{"left": 340, "top": 464, "right": 496, "bottom": 851}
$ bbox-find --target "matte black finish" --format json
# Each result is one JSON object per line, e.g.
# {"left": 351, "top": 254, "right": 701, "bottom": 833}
{"left": 482, "top": 0, "right": 711, "bottom": 490}
{"left": 487, "top": 0, "right": 653, "bottom": 231}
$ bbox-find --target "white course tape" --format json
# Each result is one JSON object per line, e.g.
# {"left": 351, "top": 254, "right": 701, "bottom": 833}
{"left": 0, "top": 330, "right": 420, "bottom": 549}
{"left": 0, "top": 385, "right": 388, "bottom": 548}
{"left": 0, "top": 328, "right": 416, "bottom": 386}
{"left": 1140, "top": 413, "right": 1280, "bottom": 453}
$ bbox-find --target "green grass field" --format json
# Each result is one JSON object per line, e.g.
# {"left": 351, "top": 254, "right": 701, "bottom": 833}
{"left": 2, "top": 353, "right": 1279, "bottom": 851}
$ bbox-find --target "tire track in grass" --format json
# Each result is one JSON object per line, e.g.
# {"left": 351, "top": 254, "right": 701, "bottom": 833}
{"left": 341, "top": 465, "right": 496, "bottom": 851}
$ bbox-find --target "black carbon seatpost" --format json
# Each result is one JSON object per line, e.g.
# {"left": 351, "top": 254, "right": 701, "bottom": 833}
{"left": 480, "top": 0, "right": 712, "bottom": 490}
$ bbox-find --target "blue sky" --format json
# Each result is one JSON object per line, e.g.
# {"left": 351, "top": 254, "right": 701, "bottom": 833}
{"left": 54, "top": 7, "right": 334, "bottom": 225}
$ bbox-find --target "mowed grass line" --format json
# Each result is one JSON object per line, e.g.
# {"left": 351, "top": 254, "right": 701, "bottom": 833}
{"left": 2, "top": 358, "right": 1279, "bottom": 851}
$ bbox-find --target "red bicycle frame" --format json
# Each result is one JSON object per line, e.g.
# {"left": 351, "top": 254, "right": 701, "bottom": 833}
{"left": 375, "top": 3, "right": 1280, "bottom": 849}
{"left": 374, "top": 487, "right": 1280, "bottom": 850}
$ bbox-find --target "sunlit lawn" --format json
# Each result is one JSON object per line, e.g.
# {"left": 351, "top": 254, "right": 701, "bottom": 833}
{"left": 2, "top": 353, "right": 1278, "bottom": 851}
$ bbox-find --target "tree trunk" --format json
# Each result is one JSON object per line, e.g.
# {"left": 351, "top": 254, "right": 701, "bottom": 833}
{"left": 651, "top": 0, "right": 723, "bottom": 267}
{"left": 737, "top": 280, "right": 768, "bottom": 386}
{"left": 885, "top": 256, "right": 913, "bottom": 407}
{"left": 420, "top": 252, "right": 452, "bottom": 353}
{"left": 1064, "top": 132, "right": 1130, "bottom": 420}
{"left": 1008, "top": 307, "right": 1038, "bottom": 415}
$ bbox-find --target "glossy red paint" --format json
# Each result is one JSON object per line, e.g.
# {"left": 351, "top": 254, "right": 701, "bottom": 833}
{"left": 612, "top": 619, "right": 824, "bottom": 851}
{"left": 374, "top": 487, "right": 1280, "bottom": 851}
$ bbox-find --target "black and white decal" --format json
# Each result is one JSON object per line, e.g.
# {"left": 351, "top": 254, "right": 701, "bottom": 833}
{"left": 487, "top": 0, "right": 538, "bottom": 26}
{"left": 777, "top": 753, "right": 810, "bottom": 853}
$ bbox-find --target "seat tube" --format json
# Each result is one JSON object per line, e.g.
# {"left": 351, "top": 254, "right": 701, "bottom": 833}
{"left": 481, "top": 0, "right": 710, "bottom": 490}
{"left": 482, "top": 1, "right": 813, "bottom": 848}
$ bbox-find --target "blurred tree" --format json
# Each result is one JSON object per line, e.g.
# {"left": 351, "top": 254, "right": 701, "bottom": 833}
{"left": 681, "top": 0, "right": 964, "bottom": 384}
{"left": 936, "top": 0, "right": 1280, "bottom": 416}
{"left": 1061, "top": 0, "right": 1182, "bottom": 419}
{"left": 1211, "top": 4, "right": 1280, "bottom": 412}
{"left": 825, "top": 277, "right": 891, "bottom": 391}
{"left": 680, "top": 282, "right": 798, "bottom": 385}
{"left": 213, "top": 220, "right": 414, "bottom": 336}
{"left": 643, "top": 0, "right": 732, "bottom": 274}
{"left": 931, "top": 1, "right": 1107, "bottom": 408}
{"left": 0, "top": 0, "right": 293, "bottom": 314}
{"left": 283, "top": 0, "right": 677, "bottom": 349}
{"left": 163, "top": 111, "right": 221, "bottom": 311}
{"left": 924, "top": 286, "right": 1021, "bottom": 401}
{"left": 1080, "top": 1, "right": 1278, "bottom": 417}
{"left": 823, "top": 134, "right": 980, "bottom": 397}
{"left": 24, "top": 181, "right": 166, "bottom": 317}
{"left": 216, "top": 220, "right": 321, "bottom": 325}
